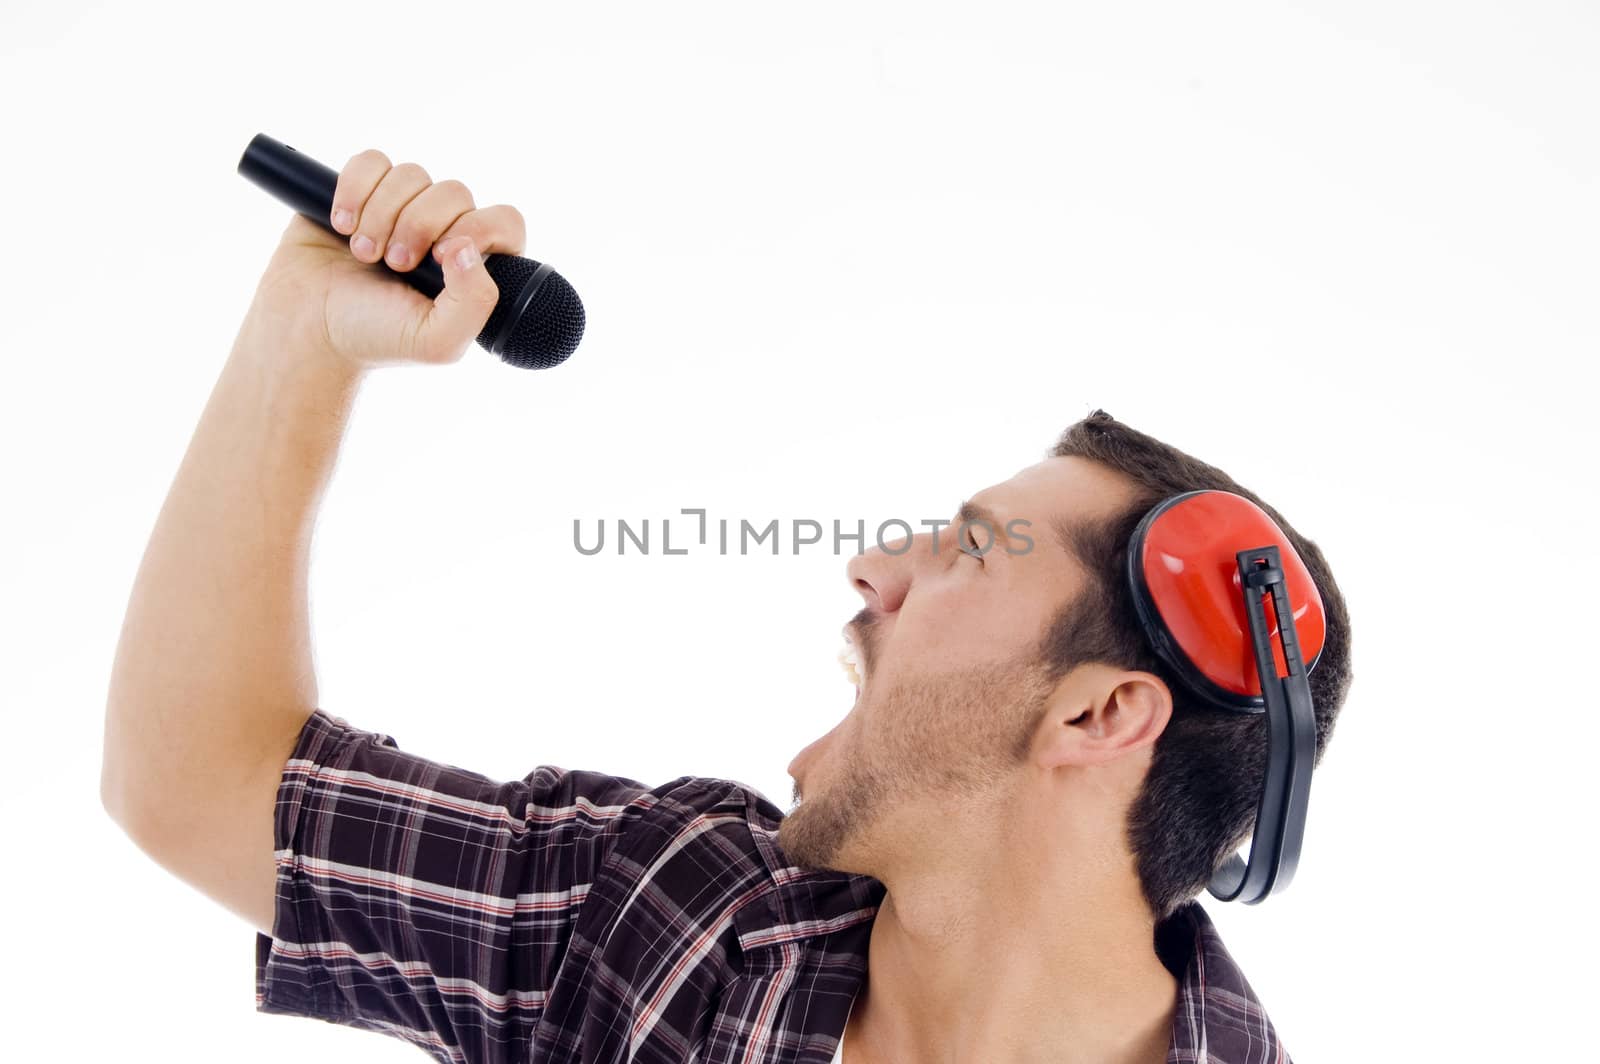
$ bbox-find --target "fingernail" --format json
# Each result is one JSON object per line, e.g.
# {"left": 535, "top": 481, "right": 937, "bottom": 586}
{"left": 352, "top": 233, "right": 375, "bottom": 258}
{"left": 454, "top": 241, "right": 480, "bottom": 270}
{"left": 332, "top": 208, "right": 353, "bottom": 231}
{"left": 387, "top": 242, "right": 408, "bottom": 267}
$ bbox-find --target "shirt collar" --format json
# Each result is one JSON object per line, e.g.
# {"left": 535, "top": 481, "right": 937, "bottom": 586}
{"left": 1160, "top": 900, "right": 1287, "bottom": 1062}
{"left": 736, "top": 833, "right": 1282, "bottom": 1062}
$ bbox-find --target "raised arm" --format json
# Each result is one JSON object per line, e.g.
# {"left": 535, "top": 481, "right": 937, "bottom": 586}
{"left": 100, "top": 147, "right": 522, "bottom": 932}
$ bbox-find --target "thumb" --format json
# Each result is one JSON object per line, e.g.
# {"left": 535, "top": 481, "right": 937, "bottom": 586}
{"left": 408, "top": 236, "right": 499, "bottom": 363}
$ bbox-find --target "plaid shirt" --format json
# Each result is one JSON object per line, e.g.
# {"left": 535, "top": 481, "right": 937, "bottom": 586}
{"left": 256, "top": 710, "right": 1289, "bottom": 1063}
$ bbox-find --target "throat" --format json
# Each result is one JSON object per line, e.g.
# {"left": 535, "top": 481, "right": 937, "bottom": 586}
{"left": 840, "top": 961, "right": 1178, "bottom": 1064}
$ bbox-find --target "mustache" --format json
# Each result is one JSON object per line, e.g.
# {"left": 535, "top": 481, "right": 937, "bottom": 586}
{"left": 847, "top": 606, "right": 881, "bottom": 677}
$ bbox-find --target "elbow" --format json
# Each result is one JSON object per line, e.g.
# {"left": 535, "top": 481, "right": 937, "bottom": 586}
{"left": 99, "top": 698, "right": 152, "bottom": 831}
{"left": 100, "top": 753, "right": 137, "bottom": 831}
{"left": 100, "top": 756, "right": 168, "bottom": 852}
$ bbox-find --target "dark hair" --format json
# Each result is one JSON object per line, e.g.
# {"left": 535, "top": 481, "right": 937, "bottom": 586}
{"left": 1039, "top": 410, "right": 1353, "bottom": 919}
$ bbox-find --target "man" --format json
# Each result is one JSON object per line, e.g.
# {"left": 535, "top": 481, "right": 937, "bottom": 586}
{"left": 101, "top": 149, "right": 1351, "bottom": 1064}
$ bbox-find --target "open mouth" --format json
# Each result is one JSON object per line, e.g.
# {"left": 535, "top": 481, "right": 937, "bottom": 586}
{"left": 837, "top": 630, "right": 863, "bottom": 698}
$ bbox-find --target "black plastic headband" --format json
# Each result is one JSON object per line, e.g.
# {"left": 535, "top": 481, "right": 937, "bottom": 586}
{"left": 1205, "top": 546, "right": 1318, "bottom": 903}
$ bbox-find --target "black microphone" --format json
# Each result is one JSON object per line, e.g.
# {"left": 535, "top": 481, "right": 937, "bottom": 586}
{"left": 237, "top": 133, "right": 584, "bottom": 369}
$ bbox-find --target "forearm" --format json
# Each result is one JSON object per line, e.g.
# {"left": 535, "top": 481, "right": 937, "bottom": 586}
{"left": 101, "top": 310, "right": 364, "bottom": 821}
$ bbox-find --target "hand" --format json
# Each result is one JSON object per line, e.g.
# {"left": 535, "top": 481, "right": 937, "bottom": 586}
{"left": 244, "top": 149, "right": 528, "bottom": 369}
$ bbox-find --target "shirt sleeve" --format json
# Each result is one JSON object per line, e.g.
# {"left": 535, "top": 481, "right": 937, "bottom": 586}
{"left": 254, "top": 708, "right": 659, "bottom": 1064}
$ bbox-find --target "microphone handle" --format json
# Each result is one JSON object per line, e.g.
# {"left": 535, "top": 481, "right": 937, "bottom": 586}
{"left": 237, "top": 133, "right": 449, "bottom": 299}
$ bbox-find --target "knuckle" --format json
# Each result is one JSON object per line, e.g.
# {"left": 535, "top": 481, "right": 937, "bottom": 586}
{"left": 434, "top": 178, "right": 472, "bottom": 202}
{"left": 391, "top": 161, "right": 430, "bottom": 184}
{"left": 349, "top": 148, "right": 390, "bottom": 169}
{"left": 501, "top": 205, "right": 527, "bottom": 251}
{"left": 461, "top": 205, "right": 522, "bottom": 255}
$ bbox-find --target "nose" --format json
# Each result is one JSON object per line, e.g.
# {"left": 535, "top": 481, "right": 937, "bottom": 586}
{"left": 845, "top": 530, "right": 930, "bottom": 614}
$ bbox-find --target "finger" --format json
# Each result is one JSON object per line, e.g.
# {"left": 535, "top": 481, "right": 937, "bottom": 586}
{"left": 432, "top": 204, "right": 527, "bottom": 263}
{"left": 386, "top": 179, "right": 475, "bottom": 272}
{"left": 329, "top": 149, "right": 392, "bottom": 235}
{"left": 410, "top": 235, "right": 500, "bottom": 364}
{"left": 348, "top": 161, "right": 431, "bottom": 265}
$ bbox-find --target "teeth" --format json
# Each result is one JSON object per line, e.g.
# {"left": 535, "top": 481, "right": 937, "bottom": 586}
{"left": 837, "top": 642, "right": 863, "bottom": 689}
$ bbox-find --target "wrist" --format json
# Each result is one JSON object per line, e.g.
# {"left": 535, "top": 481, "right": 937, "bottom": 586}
{"left": 231, "top": 300, "right": 369, "bottom": 397}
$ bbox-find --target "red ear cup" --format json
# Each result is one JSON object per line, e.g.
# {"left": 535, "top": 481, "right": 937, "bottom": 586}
{"left": 1128, "top": 491, "right": 1326, "bottom": 709}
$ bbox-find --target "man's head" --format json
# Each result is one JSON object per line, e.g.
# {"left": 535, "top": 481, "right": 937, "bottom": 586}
{"left": 777, "top": 409, "right": 1353, "bottom": 920}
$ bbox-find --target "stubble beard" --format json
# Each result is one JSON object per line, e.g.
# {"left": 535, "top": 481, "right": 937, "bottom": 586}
{"left": 775, "top": 657, "right": 1050, "bottom": 876}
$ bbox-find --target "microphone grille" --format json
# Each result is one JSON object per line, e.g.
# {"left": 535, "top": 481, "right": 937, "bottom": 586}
{"left": 480, "top": 255, "right": 586, "bottom": 370}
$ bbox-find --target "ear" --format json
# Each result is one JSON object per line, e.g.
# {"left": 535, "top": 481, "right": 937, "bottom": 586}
{"left": 1037, "top": 665, "right": 1173, "bottom": 768}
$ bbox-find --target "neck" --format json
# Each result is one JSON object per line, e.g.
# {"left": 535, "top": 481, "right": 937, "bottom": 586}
{"left": 848, "top": 807, "right": 1179, "bottom": 1064}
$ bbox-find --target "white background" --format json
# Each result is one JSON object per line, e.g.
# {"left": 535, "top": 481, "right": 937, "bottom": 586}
{"left": 2, "top": 1, "right": 1594, "bottom": 1060}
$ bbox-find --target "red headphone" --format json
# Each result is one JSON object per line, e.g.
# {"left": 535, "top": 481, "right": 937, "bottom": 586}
{"left": 1127, "top": 490, "right": 1326, "bottom": 904}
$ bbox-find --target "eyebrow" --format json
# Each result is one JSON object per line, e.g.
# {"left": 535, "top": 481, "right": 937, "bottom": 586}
{"left": 957, "top": 499, "right": 1008, "bottom": 546}
{"left": 957, "top": 499, "right": 997, "bottom": 526}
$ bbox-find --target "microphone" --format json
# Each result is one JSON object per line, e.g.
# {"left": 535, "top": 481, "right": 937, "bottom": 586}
{"left": 237, "top": 133, "right": 585, "bottom": 369}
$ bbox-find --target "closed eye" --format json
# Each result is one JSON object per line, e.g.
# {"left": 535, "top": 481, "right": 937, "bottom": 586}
{"left": 959, "top": 521, "right": 985, "bottom": 562}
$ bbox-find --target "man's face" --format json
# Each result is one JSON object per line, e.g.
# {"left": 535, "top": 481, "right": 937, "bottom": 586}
{"left": 776, "top": 455, "right": 1140, "bottom": 876}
